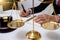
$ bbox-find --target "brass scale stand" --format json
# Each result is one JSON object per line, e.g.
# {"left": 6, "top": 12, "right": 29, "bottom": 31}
{"left": 7, "top": 0, "right": 60, "bottom": 40}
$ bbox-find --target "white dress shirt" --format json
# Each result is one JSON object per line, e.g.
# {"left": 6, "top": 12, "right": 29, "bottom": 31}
{"left": 18, "top": 0, "right": 43, "bottom": 10}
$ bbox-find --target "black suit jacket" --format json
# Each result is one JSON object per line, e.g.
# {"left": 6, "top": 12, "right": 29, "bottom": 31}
{"left": 31, "top": 3, "right": 50, "bottom": 13}
{"left": 53, "top": 0, "right": 60, "bottom": 15}
{"left": 31, "top": 0, "right": 60, "bottom": 15}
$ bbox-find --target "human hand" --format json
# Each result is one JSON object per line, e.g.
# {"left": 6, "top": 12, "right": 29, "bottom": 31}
{"left": 20, "top": 9, "right": 30, "bottom": 17}
{"left": 34, "top": 14, "right": 50, "bottom": 24}
{"left": 50, "top": 15, "right": 59, "bottom": 22}
{"left": 34, "top": 14, "right": 60, "bottom": 24}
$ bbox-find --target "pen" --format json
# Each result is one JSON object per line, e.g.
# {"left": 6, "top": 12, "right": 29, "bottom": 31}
{"left": 21, "top": 4, "right": 26, "bottom": 13}
{"left": 25, "top": 15, "right": 36, "bottom": 22}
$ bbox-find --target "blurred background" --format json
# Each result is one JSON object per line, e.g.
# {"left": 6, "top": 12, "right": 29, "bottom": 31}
{"left": 0, "top": 0, "right": 19, "bottom": 11}
{"left": 0, "top": 0, "right": 41, "bottom": 11}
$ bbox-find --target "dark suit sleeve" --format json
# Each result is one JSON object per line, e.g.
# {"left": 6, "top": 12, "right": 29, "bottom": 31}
{"left": 53, "top": 1, "right": 60, "bottom": 15}
{"left": 52, "top": 0, "right": 60, "bottom": 15}
{"left": 31, "top": 3, "right": 50, "bottom": 13}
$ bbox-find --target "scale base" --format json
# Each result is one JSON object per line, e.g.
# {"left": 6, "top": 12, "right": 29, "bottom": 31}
{"left": 0, "top": 28, "right": 16, "bottom": 33}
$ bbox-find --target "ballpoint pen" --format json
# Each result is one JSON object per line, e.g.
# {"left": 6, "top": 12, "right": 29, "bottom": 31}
{"left": 21, "top": 3, "right": 26, "bottom": 13}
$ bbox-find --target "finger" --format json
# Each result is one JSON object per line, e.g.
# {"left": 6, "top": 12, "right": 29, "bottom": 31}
{"left": 20, "top": 9, "right": 28, "bottom": 17}
{"left": 54, "top": 15, "right": 59, "bottom": 22}
{"left": 20, "top": 10, "right": 30, "bottom": 17}
{"left": 34, "top": 18, "right": 41, "bottom": 23}
{"left": 34, "top": 15, "right": 46, "bottom": 22}
{"left": 38, "top": 14, "right": 47, "bottom": 19}
{"left": 38, "top": 20, "right": 49, "bottom": 24}
{"left": 38, "top": 14, "right": 47, "bottom": 17}
{"left": 34, "top": 15, "right": 42, "bottom": 20}
{"left": 20, "top": 11, "right": 26, "bottom": 17}
{"left": 38, "top": 21, "right": 44, "bottom": 24}
{"left": 26, "top": 10, "right": 30, "bottom": 14}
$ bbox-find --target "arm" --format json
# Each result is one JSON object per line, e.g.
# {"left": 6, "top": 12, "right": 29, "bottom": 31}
{"left": 19, "top": 0, "right": 51, "bottom": 17}
{"left": 52, "top": 0, "right": 60, "bottom": 15}
{"left": 31, "top": 3, "right": 50, "bottom": 13}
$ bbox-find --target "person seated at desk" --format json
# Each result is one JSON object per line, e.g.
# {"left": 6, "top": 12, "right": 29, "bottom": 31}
{"left": 20, "top": 0, "right": 60, "bottom": 24}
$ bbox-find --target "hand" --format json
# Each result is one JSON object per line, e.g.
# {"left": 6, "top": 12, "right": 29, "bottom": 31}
{"left": 34, "top": 14, "right": 50, "bottom": 24}
{"left": 50, "top": 15, "right": 59, "bottom": 22}
{"left": 20, "top": 9, "right": 30, "bottom": 17}
{"left": 34, "top": 14, "right": 60, "bottom": 24}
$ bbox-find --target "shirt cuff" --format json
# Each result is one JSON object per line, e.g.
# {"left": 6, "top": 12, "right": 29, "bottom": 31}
{"left": 29, "top": 9, "right": 32, "bottom": 14}
{"left": 57, "top": 14, "right": 60, "bottom": 16}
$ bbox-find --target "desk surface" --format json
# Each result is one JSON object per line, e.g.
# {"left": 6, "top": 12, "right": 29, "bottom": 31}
{"left": 0, "top": 10, "right": 60, "bottom": 40}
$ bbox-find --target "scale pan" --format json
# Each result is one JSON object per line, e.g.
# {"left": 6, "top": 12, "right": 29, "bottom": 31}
{"left": 7, "top": 19, "right": 25, "bottom": 29}
{"left": 41, "top": 21, "right": 59, "bottom": 30}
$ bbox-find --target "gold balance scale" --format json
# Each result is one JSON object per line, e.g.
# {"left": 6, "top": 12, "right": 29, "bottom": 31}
{"left": 7, "top": 0, "right": 60, "bottom": 40}
{"left": 7, "top": 0, "right": 41, "bottom": 40}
